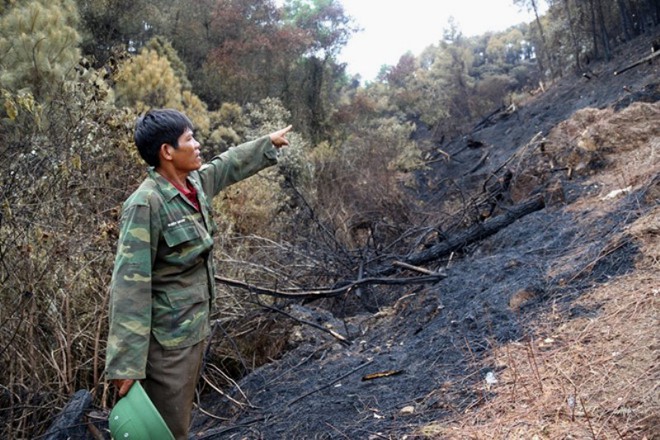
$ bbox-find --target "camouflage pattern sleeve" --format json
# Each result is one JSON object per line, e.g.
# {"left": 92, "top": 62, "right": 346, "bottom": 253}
{"left": 105, "top": 202, "right": 158, "bottom": 380}
{"left": 198, "top": 136, "right": 278, "bottom": 197}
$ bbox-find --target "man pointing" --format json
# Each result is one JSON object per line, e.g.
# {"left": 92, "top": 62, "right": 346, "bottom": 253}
{"left": 106, "top": 108, "right": 291, "bottom": 438}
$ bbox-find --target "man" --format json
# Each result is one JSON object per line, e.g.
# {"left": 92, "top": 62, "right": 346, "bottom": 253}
{"left": 106, "top": 108, "right": 291, "bottom": 439}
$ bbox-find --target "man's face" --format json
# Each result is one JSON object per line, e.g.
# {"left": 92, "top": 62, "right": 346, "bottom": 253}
{"left": 170, "top": 128, "right": 202, "bottom": 172}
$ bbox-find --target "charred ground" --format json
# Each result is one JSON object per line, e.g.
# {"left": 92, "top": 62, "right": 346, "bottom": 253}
{"left": 188, "top": 32, "right": 659, "bottom": 439}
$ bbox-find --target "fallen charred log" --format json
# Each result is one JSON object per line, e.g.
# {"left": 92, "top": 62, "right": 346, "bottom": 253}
{"left": 614, "top": 50, "right": 660, "bottom": 75}
{"left": 386, "top": 194, "right": 546, "bottom": 273}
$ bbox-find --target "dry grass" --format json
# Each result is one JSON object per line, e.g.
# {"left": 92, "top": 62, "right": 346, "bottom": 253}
{"left": 435, "top": 269, "right": 656, "bottom": 438}
{"left": 547, "top": 102, "right": 659, "bottom": 180}
{"left": 416, "top": 265, "right": 658, "bottom": 439}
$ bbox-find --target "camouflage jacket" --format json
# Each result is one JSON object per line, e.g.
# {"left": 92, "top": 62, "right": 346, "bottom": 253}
{"left": 106, "top": 136, "right": 278, "bottom": 379}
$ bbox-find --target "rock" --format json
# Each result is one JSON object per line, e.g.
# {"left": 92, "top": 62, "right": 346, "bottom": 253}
{"left": 400, "top": 405, "right": 415, "bottom": 415}
{"left": 43, "top": 389, "right": 92, "bottom": 440}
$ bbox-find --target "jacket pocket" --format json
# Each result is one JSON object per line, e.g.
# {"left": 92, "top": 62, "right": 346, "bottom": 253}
{"left": 163, "top": 220, "right": 200, "bottom": 247}
{"left": 152, "top": 284, "right": 210, "bottom": 348}
{"left": 163, "top": 283, "right": 208, "bottom": 308}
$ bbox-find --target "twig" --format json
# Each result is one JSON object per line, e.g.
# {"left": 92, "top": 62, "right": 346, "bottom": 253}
{"left": 215, "top": 273, "right": 446, "bottom": 299}
{"left": 567, "top": 236, "right": 630, "bottom": 284}
{"left": 464, "top": 151, "right": 490, "bottom": 175}
{"left": 361, "top": 369, "right": 404, "bottom": 381}
{"left": 424, "top": 148, "right": 455, "bottom": 165}
{"left": 194, "top": 416, "right": 266, "bottom": 439}
{"left": 287, "top": 360, "right": 374, "bottom": 406}
{"left": 194, "top": 402, "right": 231, "bottom": 422}
{"left": 325, "top": 422, "right": 352, "bottom": 439}
{"left": 202, "top": 363, "right": 255, "bottom": 409}
{"left": 392, "top": 260, "right": 442, "bottom": 276}
{"left": 257, "top": 301, "right": 351, "bottom": 345}
{"left": 525, "top": 338, "right": 544, "bottom": 393}
{"left": 580, "top": 396, "right": 597, "bottom": 440}
{"left": 264, "top": 347, "right": 326, "bottom": 388}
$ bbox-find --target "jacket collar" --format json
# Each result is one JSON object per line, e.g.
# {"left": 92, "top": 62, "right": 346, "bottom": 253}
{"left": 147, "top": 167, "right": 181, "bottom": 202}
{"left": 146, "top": 169, "right": 210, "bottom": 228}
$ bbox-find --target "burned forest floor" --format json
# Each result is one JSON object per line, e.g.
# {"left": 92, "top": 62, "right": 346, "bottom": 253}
{"left": 187, "top": 32, "right": 659, "bottom": 440}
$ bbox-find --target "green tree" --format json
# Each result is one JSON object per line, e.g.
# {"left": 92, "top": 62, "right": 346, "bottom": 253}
{"left": 0, "top": 0, "right": 81, "bottom": 99}
{"left": 418, "top": 38, "right": 475, "bottom": 135}
{"left": 113, "top": 48, "right": 183, "bottom": 110}
{"left": 76, "top": 0, "right": 153, "bottom": 65}
{"left": 283, "top": 0, "right": 353, "bottom": 58}
{"left": 486, "top": 28, "right": 525, "bottom": 67}
{"left": 281, "top": 0, "right": 356, "bottom": 142}
{"left": 113, "top": 47, "right": 211, "bottom": 140}
{"left": 145, "top": 36, "right": 192, "bottom": 91}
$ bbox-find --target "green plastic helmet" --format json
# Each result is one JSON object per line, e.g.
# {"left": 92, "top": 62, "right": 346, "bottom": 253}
{"left": 109, "top": 382, "right": 175, "bottom": 440}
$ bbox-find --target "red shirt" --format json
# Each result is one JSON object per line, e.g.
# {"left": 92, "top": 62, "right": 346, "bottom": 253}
{"left": 168, "top": 178, "right": 200, "bottom": 211}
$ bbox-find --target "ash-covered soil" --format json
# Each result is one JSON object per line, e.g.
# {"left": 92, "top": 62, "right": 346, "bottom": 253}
{"left": 189, "top": 31, "right": 659, "bottom": 440}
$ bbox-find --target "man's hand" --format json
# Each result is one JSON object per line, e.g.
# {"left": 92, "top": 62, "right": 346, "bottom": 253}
{"left": 113, "top": 379, "right": 135, "bottom": 397}
{"left": 269, "top": 125, "right": 292, "bottom": 148}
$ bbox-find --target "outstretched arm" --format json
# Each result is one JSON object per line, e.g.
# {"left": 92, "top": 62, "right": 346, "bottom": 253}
{"left": 199, "top": 125, "right": 294, "bottom": 196}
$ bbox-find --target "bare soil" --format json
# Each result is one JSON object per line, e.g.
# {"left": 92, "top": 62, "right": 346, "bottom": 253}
{"left": 187, "top": 31, "right": 659, "bottom": 440}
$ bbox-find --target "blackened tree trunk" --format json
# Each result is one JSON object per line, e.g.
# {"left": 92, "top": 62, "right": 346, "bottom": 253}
{"left": 532, "top": 0, "right": 554, "bottom": 76}
{"left": 642, "top": 0, "right": 660, "bottom": 29}
{"left": 564, "top": 0, "right": 583, "bottom": 72}
{"left": 596, "top": 0, "right": 612, "bottom": 60}
{"left": 589, "top": 0, "right": 601, "bottom": 59}
{"left": 651, "top": 0, "right": 660, "bottom": 26}
{"left": 617, "top": 0, "right": 634, "bottom": 40}
{"left": 305, "top": 56, "right": 327, "bottom": 145}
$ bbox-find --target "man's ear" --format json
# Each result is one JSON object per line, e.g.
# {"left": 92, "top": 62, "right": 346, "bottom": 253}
{"left": 159, "top": 143, "right": 174, "bottom": 162}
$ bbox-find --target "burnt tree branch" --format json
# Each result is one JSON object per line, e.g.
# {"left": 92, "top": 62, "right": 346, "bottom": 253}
{"left": 614, "top": 50, "right": 660, "bottom": 75}
{"left": 380, "top": 195, "right": 545, "bottom": 274}
{"left": 215, "top": 273, "right": 447, "bottom": 300}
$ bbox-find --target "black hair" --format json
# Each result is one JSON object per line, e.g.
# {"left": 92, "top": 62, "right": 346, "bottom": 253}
{"left": 134, "top": 109, "right": 194, "bottom": 167}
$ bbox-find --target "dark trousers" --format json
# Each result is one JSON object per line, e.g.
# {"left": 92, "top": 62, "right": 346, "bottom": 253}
{"left": 144, "top": 336, "right": 205, "bottom": 440}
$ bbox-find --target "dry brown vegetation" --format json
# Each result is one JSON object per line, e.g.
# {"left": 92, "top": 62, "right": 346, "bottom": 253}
{"left": 0, "top": 85, "right": 139, "bottom": 436}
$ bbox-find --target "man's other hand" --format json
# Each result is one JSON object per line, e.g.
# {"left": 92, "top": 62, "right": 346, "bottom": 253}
{"left": 113, "top": 379, "right": 135, "bottom": 397}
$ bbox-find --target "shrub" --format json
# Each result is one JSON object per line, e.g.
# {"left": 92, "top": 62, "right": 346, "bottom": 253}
{"left": 0, "top": 64, "right": 138, "bottom": 438}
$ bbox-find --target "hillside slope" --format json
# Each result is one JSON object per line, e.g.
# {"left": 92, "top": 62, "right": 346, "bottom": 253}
{"left": 187, "top": 31, "right": 659, "bottom": 440}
